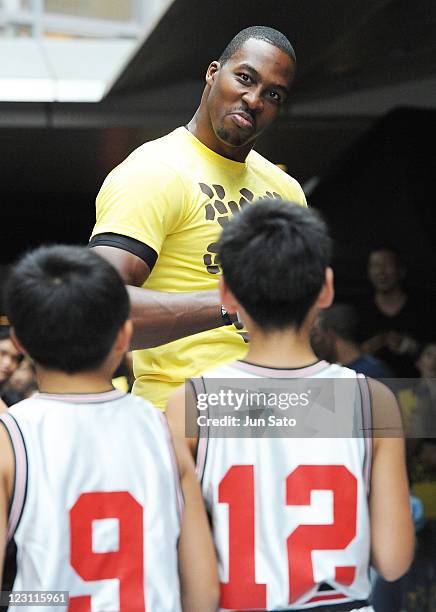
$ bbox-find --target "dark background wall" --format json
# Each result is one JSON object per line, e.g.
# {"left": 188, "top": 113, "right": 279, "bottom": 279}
{"left": 309, "top": 108, "right": 436, "bottom": 298}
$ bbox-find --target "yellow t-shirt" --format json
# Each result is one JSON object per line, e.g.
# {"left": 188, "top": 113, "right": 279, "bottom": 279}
{"left": 92, "top": 127, "right": 307, "bottom": 409}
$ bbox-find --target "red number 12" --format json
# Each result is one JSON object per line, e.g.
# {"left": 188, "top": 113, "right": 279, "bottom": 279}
{"left": 219, "top": 464, "right": 357, "bottom": 609}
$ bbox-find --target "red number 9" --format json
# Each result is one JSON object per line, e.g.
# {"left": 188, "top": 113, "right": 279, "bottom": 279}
{"left": 69, "top": 491, "right": 145, "bottom": 612}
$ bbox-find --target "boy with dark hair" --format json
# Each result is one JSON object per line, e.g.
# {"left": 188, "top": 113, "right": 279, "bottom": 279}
{"left": 0, "top": 245, "right": 218, "bottom": 611}
{"left": 167, "top": 200, "right": 414, "bottom": 611}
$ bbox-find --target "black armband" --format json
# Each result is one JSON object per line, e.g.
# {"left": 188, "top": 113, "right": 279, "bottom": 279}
{"left": 89, "top": 233, "right": 158, "bottom": 271}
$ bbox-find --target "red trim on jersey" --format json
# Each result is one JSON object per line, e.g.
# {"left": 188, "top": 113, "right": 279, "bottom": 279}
{"left": 307, "top": 593, "right": 348, "bottom": 603}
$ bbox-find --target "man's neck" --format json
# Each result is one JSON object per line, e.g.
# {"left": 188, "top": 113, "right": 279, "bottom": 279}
{"left": 375, "top": 288, "right": 407, "bottom": 316}
{"left": 187, "top": 110, "right": 253, "bottom": 163}
{"left": 37, "top": 368, "right": 114, "bottom": 395}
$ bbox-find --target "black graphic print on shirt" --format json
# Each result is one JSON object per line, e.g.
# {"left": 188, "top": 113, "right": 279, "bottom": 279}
{"left": 199, "top": 183, "right": 283, "bottom": 275}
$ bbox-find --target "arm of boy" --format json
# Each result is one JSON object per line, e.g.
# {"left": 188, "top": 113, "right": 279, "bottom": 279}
{"left": 369, "top": 378, "right": 415, "bottom": 581}
{"left": 167, "top": 407, "right": 219, "bottom": 612}
{"left": 0, "top": 424, "right": 15, "bottom": 583}
{"left": 166, "top": 383, "right": 199, "bottom": 458}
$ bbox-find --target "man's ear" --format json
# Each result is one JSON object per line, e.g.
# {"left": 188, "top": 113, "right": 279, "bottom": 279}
{"left": 206, "top": 61, "right": 220, "bottom": 86}
{"left": 317, "top": 267, "right": 334, "bottom": 310}
{"left": 218, "top": 277, "right": 240, "bottom": 314}
{"left": 10, "top": 328, "right": 26, "bottom": 356}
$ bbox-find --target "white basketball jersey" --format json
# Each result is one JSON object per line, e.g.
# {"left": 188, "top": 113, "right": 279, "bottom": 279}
{"left": 0, "top": 389, "right": 183, "bottom": 612}
{"left": 195, "top": 360, "right": 373, "bottom": 611}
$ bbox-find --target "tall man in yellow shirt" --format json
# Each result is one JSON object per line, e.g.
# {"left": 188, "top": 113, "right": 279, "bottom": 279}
{"left": 90, "top": 26, "right": 307, "bottom": 409}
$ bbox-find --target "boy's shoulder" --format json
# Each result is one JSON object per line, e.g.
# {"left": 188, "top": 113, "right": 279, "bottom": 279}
{"left": 5, "top": 395, "right": 40, "bottom": 418}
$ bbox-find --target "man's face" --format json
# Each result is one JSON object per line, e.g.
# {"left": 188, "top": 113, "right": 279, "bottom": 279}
{"left": 368, "top": 250, "right": 402, "bottom": 293}
{"left": 0, "top": 337, "right": 22, "bottom": 386}
{"left": 206, "top": 38, "right": 295, "bottom": 154}
{"left": 7, "top": 358, "right": 36, "bottom": 394}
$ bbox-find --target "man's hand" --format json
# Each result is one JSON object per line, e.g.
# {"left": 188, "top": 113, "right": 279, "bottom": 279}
{"left": 386, "top": 331, "right": 418, "bottom": 355}
{"left": 92, "top": 245, "right": 232, "bottom": 350}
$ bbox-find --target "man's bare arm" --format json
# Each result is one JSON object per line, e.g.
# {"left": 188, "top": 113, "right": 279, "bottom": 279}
{"left": 92, "top": 246, "right": 224, "bottom": 350}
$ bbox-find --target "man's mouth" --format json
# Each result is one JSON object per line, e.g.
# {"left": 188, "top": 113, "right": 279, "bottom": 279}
{"left": 229, "top": 111, "right": 255, "bottom": 130}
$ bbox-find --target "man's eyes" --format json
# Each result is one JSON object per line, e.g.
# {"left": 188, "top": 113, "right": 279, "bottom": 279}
{"left": 238, "top": 73, "right": 253, "bottom": 83}
{"left": 236, "top": 74, "right": 284, "bottom": 103}
{"left": 268, "top": 90, "right": 283, "bottom": 103}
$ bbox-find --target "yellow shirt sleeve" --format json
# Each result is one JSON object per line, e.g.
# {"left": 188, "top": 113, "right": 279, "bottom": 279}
{"left": 91, "top": 156, "right": 186, "bottom": 256}
{"left": 284, "top": 175, "right": 307, "bottom": 207}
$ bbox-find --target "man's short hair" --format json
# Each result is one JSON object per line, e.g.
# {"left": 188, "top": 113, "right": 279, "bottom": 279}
{"left": 369, "top": 245, "right": 404, "bottom": 267}
{"left": 219, "top": 26, "right": 296, "bottom": 66}
{"left": 218, "top": 199, "right": 331, "bottom": 330}
{"left": 5, "top": 245, "right": 130, "bottom": 374}
{"left": 318, "top": 303, "right": 359, "bottom": 343}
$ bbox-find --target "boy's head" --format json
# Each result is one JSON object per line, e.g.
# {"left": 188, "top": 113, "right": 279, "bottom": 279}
{"left": 217, "top": 199, "right": 333, "bottom": 331}
{"left": 5, "top": 245, "right": 130, "bottom": 374}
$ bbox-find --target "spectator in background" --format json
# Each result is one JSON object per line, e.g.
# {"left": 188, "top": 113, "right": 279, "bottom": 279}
{"left": 357, "top": 247, "right": 427, "bottom": 377}
{"left": 311, "top": 303, "right": 394, "bottom": 378}
{"left": 4, "top": 357, "right": 37, "bottom": 400}
{"left": 0, "top": 326, "right": 23, "bottom": 408}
